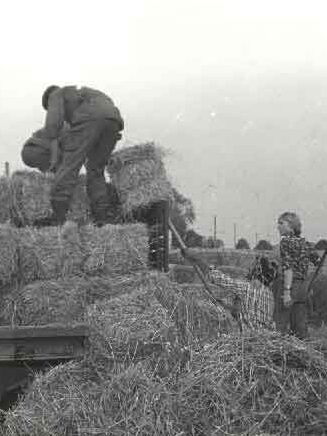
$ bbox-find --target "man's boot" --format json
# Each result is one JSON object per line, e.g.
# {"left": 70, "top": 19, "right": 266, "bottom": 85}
{"left": 92, "top": 203, "right": 116, "bottom": 227}
{"left": 33, "top": 200, "right": 69, "bottom": 227}
{"left": 51, "top": 199, "right": 69, "bottom": 225}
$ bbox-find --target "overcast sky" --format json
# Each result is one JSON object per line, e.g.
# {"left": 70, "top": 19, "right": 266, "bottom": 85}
{"left": 1, "top": 0, "right": 327, "bottom": 246}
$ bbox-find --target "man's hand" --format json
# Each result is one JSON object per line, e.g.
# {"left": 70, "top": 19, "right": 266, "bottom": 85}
{"left": 282, "top": 289, "right": 292, "bottom": 308}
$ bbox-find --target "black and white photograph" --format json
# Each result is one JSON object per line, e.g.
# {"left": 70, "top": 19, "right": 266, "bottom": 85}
{"left": 1, "top": 0, "right": 327, "bottom": 434}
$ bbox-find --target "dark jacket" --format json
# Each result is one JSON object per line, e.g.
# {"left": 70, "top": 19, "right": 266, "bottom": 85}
{"left": 45, "top": 86, "right": 124, "bottom": 139}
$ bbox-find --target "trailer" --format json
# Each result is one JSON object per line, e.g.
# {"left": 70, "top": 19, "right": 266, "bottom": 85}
{"left": 0, "top": 324, "right": 88, "bottom": 410}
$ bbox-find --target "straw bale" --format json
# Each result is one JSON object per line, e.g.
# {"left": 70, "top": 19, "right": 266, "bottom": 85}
{"left": 80, "top": 223, "right": 149, "bottom": 275}
{"left": 3, "top": 361, "right": 176, "bottom": 436}
{"left": 10, "top": 222, "right": 148, "bottom": 286}
{"left": 174, "top": 331, "right": 327, "bottom": 435}
{"left": 107, "top": 143, "right": 173, "bottom": 215}
{"left": 87, "top": 272, "right": 192, "bottom": 380}
{"left": 153, "top": 274, "right": 238, "bottom": 343}
{"left": 10, "top": 170, "right": 90, "bottom": 226}
{"left": 86, "top": 274, "right": 178, "bottom": 366}
{"left": 10, "top": 170, "right": 52, "bottom": 226}
{"left": 17, "top": 221, "right": 84, "bottom": 284}
{"left": 0, "top": 273, "right": 155, "bottom": 326}
{"left": 0, "top": 176, "right": 12, "bottom": 223}
{"left": 2, "top": 278, "right": 87, "bottom": 326}
{"left": 0, "top": 224, "right": 19, "bottom": 289}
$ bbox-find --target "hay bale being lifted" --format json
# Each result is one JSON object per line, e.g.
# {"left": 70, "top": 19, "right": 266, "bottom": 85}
{"left": 80, "top": 223, "right": 149, "bottom": 275}
{"left": 107, "top": 143, "right": 173, "bottom": 216}
{"left": 10, "top": 170, "right": 90, "bottom": 226}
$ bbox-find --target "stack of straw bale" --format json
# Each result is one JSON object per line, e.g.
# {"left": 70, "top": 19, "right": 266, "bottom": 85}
{"left": 10, "top": 171, "right": 90, "bottom": 226}
{"left": 107, "top": 142, "right": 173, "bottom": 216}
{"left": 0, "top": 176, "right": 11, "bottom": 223}
{"left": 80, "top": 223, "right": 149, "bottom": 275}
{"left": 0, "top": 222, "right": 149, "bottom": 305}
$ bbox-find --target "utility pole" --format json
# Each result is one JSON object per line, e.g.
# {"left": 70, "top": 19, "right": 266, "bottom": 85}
{"left": 213, "top": 216, "right": 217, "bottom": 244}
{"left": 4, "top": 162, "right": 9, "bottom": 178}
{"left": 233, "top": 223, "right": 237, "bottom": 248}
{"left": 255, "top": 232, "right": 258, "bottom": 246}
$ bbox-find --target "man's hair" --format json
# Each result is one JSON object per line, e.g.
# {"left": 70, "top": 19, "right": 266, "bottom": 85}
{"left": 278, "top": 211, "right": 302, "bottom": 236}
{"left": 42, "top": 85, "right": 60, "bottom": 110}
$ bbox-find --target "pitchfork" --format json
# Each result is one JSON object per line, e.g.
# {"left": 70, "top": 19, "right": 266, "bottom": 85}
{"left": 168, "top": 218, "right": 242, "bottom": 330}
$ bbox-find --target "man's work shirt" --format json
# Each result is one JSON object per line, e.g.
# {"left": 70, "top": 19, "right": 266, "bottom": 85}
{"left": 45, "top": 86, "right": 124, "bottom": 140}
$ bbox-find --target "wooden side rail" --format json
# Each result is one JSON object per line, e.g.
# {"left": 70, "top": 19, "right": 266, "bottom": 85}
{"left": 0, "top": 324, "right": 88, "bottom": 363}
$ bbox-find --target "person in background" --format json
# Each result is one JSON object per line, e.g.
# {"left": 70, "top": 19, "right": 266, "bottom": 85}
{"left": 276, "top": 211, "right": 320, "bottom": 339}
{"left": 27, "top": 85, "right": 124, "bottom": 227}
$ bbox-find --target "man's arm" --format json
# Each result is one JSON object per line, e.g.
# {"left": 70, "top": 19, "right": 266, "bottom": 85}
{"left": 44, "top": 90, "right": 65, "bottom": 171}
{"left": 45, "top": 89, "right": 65, "bottom": 139}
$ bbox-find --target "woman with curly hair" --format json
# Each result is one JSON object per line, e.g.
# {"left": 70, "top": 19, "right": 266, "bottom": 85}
{"left": 276, "top": 211, "right": 320, "bottom": 339}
